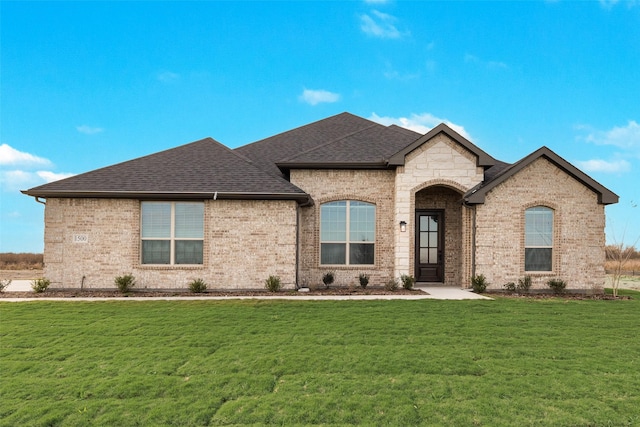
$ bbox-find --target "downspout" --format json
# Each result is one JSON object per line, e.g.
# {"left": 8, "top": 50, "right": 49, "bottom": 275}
{"left": 295, "top": 204, "right": 300, "bottom": 289}
{"left": 35, "top": 197, "right": 47, "bottom": 205}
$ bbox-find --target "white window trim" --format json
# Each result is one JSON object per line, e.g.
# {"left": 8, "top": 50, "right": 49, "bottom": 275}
{"left": 524, "top": 206, "right": 554, "bottom": 272}
{"left": 141, "top": 201, "right": 204, "bottom": 265}
{"left": 320, "top": 200, "right": 375, "bottom": 266}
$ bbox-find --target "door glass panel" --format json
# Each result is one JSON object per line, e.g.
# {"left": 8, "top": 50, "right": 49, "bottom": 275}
{"left": 420, "top": 232, "right": 429, "bottom": 247}
{"left": 429, "top": 248, "right": 437, "bottom": 263}
{"left": 429, "top": 231, "right": 437, "bottom": 247}
{"left": 429, "top": 216, "right": 438, "bottom": 231}
{"left": 420, "top": 216, "right": 429, "bottom": 231}
{"left": 419, "top": 248, "right": 429, "bottom": 263}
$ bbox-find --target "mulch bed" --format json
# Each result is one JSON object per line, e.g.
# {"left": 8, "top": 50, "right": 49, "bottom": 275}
{"left": 0, "top": 287, "right": 423, "bottom": 298}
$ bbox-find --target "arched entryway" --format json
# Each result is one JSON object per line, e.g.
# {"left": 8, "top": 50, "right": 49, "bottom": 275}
{"left": 414, "top": 185, "right": 464, "bottom": 284}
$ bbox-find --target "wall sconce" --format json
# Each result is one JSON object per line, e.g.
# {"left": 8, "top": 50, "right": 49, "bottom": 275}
{"left": 400, "top": 221, "right": 407, "bottom": 232}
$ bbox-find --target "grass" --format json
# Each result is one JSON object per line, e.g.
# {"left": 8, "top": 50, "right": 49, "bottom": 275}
{"left": 1, "top": 297, "right": 639, "bottom": 426}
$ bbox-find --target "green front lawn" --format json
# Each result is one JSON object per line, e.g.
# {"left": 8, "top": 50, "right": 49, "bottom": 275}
{"left": 1, "top": 297, "right": 639, "bottom": 426}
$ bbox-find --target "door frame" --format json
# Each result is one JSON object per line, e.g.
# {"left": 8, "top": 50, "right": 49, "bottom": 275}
{"left": 415, "top": 209, "right": 445, "bottom": 282}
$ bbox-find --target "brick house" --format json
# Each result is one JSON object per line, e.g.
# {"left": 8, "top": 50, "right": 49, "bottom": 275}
{"left": 23, "top": 113, "right": 618, "bottom": 291}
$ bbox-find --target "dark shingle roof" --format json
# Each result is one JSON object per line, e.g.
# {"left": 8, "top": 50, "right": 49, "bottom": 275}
{"left": 23, "top": 137, "right": 308, "bottom": 202}
{"left": 235, "top": 112, "right": 385, "bottom": 177}
{"left": 276, "top": 120, "right": 420, "bottom": 168}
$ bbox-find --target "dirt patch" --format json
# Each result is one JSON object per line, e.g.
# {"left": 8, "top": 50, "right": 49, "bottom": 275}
{"left": 485, "top": 292, "right": 632, "bottom": 300}
{"left": 0, "top": 269, "right": 43, "bottom": 280}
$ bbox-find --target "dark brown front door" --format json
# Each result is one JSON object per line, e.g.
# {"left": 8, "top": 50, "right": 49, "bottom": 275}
{"left": 416, "top": 210, "right": 444, "bottom": 282}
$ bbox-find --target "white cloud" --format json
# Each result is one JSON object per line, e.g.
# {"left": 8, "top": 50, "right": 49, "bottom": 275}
{"left": 575, "top": 159, "right": 631, "bottom": 174}
{"left": 360, "top": 10, "right": 407, "bottom": 39}
{"left": 583, "top": 120, "right": 640, "bottom": 151}
{"left": 369, "top": 112, "right": 472, "bottom": 139}
{"left": 299, "top": 88, "right": 341, "bottom": 106}
{"left": 157, "top": 71, "right": 180, "bottom": 83}
{"left": 465, "top": 53, "right": 508, "bottom": 70}
{"left": 37, "top": 171, "right": 75, "bottom": 183}
{"left": 0, "top": 144, "right": 51, "bottom": 166}
{"left": 0, "top": 170, "right": 75, "bottom": 192}
{"left": 76, "top": 125, "right": 104, "bottom": 135}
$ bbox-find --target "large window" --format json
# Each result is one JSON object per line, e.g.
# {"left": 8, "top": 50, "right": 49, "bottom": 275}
{"left": 141, "top": 202, "right": 204, "bottom": 265}
{"left": 320, "top": 201, "right": 375, "bottom": 265}
{"left": 524, "top": 206, "right": 553, "bottom": 271}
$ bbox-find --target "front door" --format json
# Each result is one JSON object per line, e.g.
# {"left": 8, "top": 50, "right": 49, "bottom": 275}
{"left": 416, "top": 210, "right": 444, "bottom": 282}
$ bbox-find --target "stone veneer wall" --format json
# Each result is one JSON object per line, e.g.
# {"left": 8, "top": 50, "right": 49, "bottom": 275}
{"left": 474, "top": 158, "right": 606, "bottom": 290}
{"left": 42, "top": 198, "right": 298, "bottom": 290}
{"left": 395, "top": 134, "right": 484, "bottom": 283}
{"left": 290, "top": 169, "right": 396, "bottom": 288}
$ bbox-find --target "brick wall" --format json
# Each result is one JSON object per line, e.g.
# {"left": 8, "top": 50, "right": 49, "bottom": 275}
{"left": 290, "top": 169, "right": 396, "bottom": 288}
{"left": 42, "top": 198, "right": 298, "bottom": 290}
{"left": 475, "top": 158, "right": 606, "bottom": 290}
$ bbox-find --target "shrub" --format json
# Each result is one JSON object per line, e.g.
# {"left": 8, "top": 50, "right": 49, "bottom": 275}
{"left": 517, "top": 275, "right": 532, "bottom": 293}
{"left": 0, "top": 278, "right": 12, "bottom": 292}
{"left": 384, "top": 278, "right": 398, "bottom": 291}
{"left": 547, "top": 278, "right": 567, "bottom": 294}
{"left": 358, "top": 273, "right": 369, "bottom": 289}
{"left": 114, "top": 274, "right": 136, "bottom": 293}
{"left": 503, "top": 282, "right": 516, "bottom": 292}
{"left": 188, "top": 278, "right": 207, "bottom": 293}
{"left": 322, "top": 271, "right": 335, "bottom": 288}
{"left": 470, "top": 274, "right": 488, "bottom": 293}
{"left": 400, "top": 274, "right": 415, "bottom": 290}
{"left": 265, "top": 275, "right": 281, "bottom": 292}
{"left": 31, "top": 278, "right": 50, "bottom": 293}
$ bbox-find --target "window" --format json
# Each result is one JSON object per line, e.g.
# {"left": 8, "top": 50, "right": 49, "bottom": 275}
{"left": 524, "top": 206, "right": 553, "bottom": 271}
{"left": 320, "top": 201, "right": 375, "bottom": 265}
{"left": 141, "top": 202, "right": 204, "bottom": 265}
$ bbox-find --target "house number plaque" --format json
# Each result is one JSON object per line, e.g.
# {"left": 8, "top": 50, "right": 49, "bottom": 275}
{"left": 73, "top": 234, "right": 89, "bottom": 244}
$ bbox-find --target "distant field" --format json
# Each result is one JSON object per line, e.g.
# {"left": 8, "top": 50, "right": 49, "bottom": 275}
{"left": 1, "top": 298, "right": 639, "bottom": 426}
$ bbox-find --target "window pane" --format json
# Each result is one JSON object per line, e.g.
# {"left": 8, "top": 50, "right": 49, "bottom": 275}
{"left": 175, "top": 240, "right": 203, "bottom": 264}
{"left": 525, "top": 248, "right": 552, "bottom": 271}
{"left": 141, "top": 240, "right": 170, "bottom": 264}
{"left": 350, "top": 243, "right": 374, "bottom": 265}
{"left": 349, "top": 202, "right": 375, "bottom": 242}
{"left": 525, "top": 207, "right": 553, "bottom": 247}
{"left": 320, "top": 202, "right": 346, "bottom": 241}
{"left": 321, "top": 243, "right": 346, "bottom": 264}
{"left": 141, "top": 203, "right": 171, "bottom": 238}
{"left": 419, "top": 248, "right": 429, "bottom": 263}
{"left": 175, "top": 203, "right": 204, "bottom": 238}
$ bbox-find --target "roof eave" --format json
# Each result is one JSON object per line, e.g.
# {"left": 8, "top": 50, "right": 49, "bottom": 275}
{"left": 21, "top": 190, "right": 312, "bottom": 204}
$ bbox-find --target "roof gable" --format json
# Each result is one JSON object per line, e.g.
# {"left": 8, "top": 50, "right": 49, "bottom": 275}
{"left": 464, "top": 146, "right": 619, "bottom": 205}
{"left": 388, "top": 123, "right": 495, "bottom": 167}
{"left": 23, "top": 137, "right": 308, "bottom": 202}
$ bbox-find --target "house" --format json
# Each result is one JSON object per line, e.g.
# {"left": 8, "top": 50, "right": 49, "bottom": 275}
{"left": 23, "top": 112, "right": 618, "bottom": 291}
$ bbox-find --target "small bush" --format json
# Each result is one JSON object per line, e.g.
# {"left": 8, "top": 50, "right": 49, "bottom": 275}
{"left": 188, "top": 278, "right": 207, "bottom": 293}
{"left": 0, "top": 278, "right": 12, "bottom": 292}
{"left": 503, "top": 282, "right": 516, "bottom": 292}
{"left": 547, "top": 278, "right": 567, "bottom": 294}
{"left": 358, "top": 273, "right": 369, "bottom": 289}
{"left": 470, "top": 274, "right": 489, "bottom": 293}
{"left": 384, "top": 278, "right": 398, "bottom": 291}
{"left": 517, "top": 275, "right": 532, "bottom": 293}
{"left": 322, "top": 271, "right": 335, "bottom": 288}
{"left": 265, "top": 275, "right": 281, "bottom": 292}
{"left": 31, "top": 278, "right": 50, "bottom": 293}
{"left": 400, "top": 274, "right": 415, "bottom": 290}
{"left": 114, "top": 274, "right": 136, "bottom": 293}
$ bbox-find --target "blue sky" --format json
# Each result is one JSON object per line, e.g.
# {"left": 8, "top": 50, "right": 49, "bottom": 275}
{"left": 1, "top": 0, "right": 639, "bottom": 253}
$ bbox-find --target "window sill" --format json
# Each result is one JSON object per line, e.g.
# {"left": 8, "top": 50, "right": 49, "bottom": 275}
{"left": 138, "top": 265, "right": 205, "bottom": 270}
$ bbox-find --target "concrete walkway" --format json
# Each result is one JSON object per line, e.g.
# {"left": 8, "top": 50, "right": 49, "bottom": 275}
{"left": 1, "top": 281, "right": 492, "bottom": 301}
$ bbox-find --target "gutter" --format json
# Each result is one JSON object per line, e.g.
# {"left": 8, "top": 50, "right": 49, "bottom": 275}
{"left": 21, "top": 190, "right": 313, "bottom": 206}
